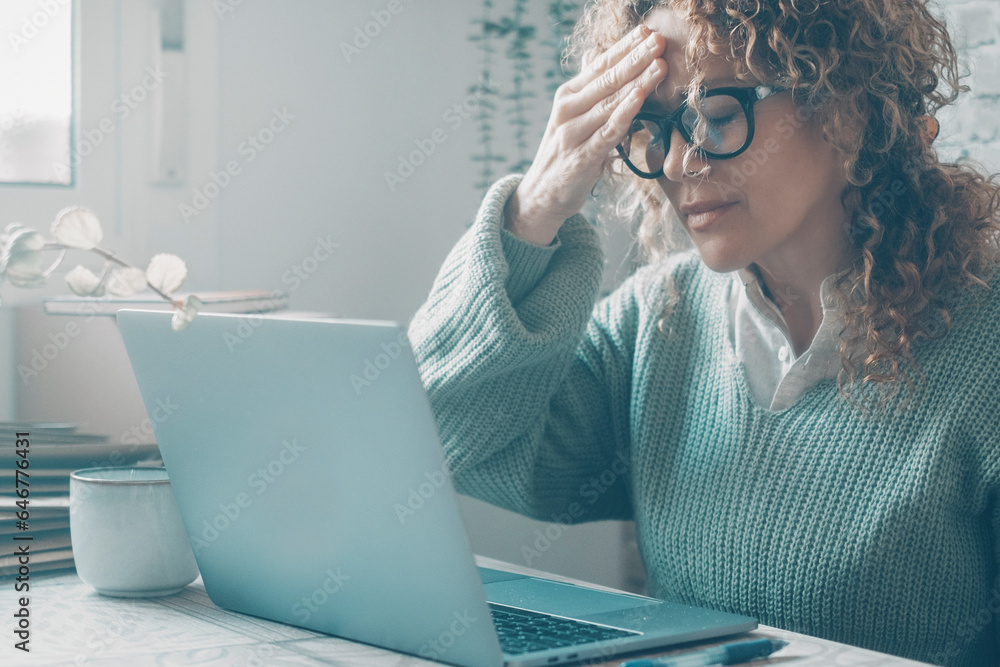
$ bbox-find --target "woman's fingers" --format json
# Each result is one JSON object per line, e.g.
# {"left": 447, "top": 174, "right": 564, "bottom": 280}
{"left": 502, "top": 25, "right": 667, "bottom": 243}
{"left": 563, "top": 56, "right": 665, "bottom": 150}
{"left": 592, "top": 85, "right": 646, "bottom": 155}
{"left": 563, "top": 24, "right": 650, "bottom": 94}
{"left": 558, "top": 30, "right": 665, "bottom": 120}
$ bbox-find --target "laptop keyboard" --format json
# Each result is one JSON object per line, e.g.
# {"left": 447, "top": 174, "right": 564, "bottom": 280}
{"left": 488, "top": 603, "right": 640, "bottom": 656}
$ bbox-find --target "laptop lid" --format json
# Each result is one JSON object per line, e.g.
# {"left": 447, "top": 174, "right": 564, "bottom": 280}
{"left": 117, "top": 309, "right": 505, "bottom": 667}
{"left": 116, "top": 310, "right": 756, "bottom": 667}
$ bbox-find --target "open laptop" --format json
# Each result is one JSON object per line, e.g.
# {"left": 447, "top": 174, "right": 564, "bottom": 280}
{"left": 116, "top": 310, "right": 756, "bottom": 667}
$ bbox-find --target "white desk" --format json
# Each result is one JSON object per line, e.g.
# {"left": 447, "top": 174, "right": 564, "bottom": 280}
{"left": 1, "top": 557, "right": 932, "bottom": 666}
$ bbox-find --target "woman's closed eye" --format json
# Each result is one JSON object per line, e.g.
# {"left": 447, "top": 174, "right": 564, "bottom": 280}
{"left": 706, "top": 112, "right": 738, "bottom": 127}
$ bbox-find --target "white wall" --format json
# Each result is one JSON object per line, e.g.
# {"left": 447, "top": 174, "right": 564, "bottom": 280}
{"left": 211, "top": 2, "right": 483, "bottom": 321}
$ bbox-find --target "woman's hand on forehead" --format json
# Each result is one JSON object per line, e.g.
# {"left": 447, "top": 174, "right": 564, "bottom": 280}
{"left": 503, "top": 24, "right": 668, "bottom": 246}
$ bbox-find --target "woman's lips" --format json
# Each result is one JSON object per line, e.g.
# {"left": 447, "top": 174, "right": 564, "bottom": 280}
{"left": 682, "top": 201, "right": 737, "bottom": 231}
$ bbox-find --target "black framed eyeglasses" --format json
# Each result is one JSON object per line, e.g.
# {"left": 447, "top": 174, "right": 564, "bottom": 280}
{"left": 616, "top": 85, "right": 787, "bottom": 179}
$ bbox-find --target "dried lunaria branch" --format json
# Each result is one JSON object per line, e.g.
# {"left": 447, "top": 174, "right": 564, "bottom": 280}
{"left": 0, "top": 206, "right": 201, "bottom": 331}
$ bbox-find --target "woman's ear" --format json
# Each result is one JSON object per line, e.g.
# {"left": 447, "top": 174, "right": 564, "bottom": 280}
{"left": 916, "top": 115, "right": 939, "bottom": 146}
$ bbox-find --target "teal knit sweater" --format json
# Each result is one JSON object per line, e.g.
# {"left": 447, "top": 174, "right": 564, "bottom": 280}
{"left": 408, "top": 175, "right": 1000, "bottom": 666}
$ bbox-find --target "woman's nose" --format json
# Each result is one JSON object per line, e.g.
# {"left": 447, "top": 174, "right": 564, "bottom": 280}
{"left": 660, "top": 126, "right": 710, "bottom": 181}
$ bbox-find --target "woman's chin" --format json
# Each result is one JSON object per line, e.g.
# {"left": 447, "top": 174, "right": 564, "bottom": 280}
{"left": 690, "top": 242, "right": 750, "bottom": 275}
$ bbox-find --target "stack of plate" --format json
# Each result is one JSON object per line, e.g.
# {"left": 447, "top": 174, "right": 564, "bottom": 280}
{"left": 0, "top": 423, "right": 161, "bottom": 577}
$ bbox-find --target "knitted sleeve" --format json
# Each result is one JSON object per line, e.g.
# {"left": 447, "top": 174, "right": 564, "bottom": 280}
{"left": 407, "top": 174, "right": 637, "bottom": 523}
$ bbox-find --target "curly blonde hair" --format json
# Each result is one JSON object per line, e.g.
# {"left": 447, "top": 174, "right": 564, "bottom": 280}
{"left": 570, "top": 0, "right": 1000, "bottom": 412}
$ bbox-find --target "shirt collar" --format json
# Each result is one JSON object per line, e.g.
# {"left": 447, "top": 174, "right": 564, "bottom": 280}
{"left": 733, "top": 263, "right": 847, "bottom": 315}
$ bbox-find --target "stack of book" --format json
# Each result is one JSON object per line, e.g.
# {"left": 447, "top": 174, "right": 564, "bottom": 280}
{"left": 43, "top": 290, "right": 290, "bottom": 316}
{"left": 0, "top": 423, "right": 161, "bottom": 577}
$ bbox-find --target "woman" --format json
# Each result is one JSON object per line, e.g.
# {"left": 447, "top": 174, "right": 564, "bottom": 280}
{"left": 408, "top": 1, "right": 1000, "bottom": 665}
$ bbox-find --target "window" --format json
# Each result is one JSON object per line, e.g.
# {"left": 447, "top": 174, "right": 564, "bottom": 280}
{"left": 0, "top": 0, "right": 73, "bottom": 185}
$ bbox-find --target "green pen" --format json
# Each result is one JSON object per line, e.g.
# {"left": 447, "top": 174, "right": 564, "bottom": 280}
{"left": 619, "top": 637, "right": 788, "bottom": 667}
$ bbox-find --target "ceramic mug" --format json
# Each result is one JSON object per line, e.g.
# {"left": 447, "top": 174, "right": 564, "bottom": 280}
{"left": 69, "top": 466, "right": 199, "bottom": 597}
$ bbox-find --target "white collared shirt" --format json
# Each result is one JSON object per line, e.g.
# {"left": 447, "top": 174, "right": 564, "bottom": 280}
{"left": 727, "top": 266, "right": 846, "bottom": 411}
